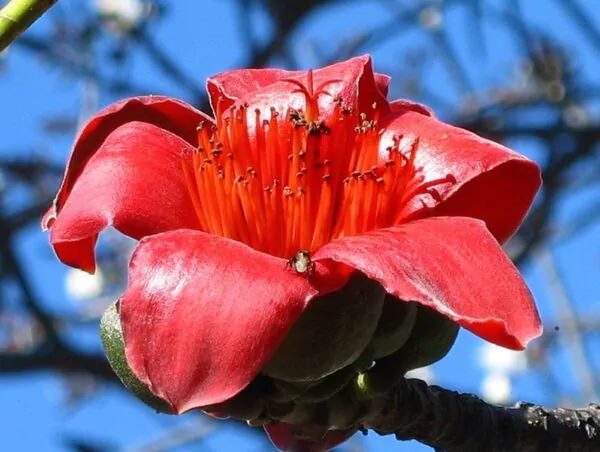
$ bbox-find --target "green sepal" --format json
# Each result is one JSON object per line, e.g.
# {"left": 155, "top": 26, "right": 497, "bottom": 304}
{"left": 371, "top": 297, "right": 418, "bottom": 359}
{"left": 262, "top": 273, "right": 385, "bottom": 382}
{"left": 100, "top": 301, "right": 173, "bottom": 414}
{"left": 296, "top": 365, "right": 357, "bottom": 403}
{"left": 203, "top": 377, "right": 268, "bottom": 421}
{"left": 396, "top": 304, "right": 460, "bottom": 371}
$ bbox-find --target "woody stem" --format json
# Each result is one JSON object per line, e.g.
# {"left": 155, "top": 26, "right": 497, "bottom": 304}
{"left": 361, "top": 378, "right": 600, "bottom": 451}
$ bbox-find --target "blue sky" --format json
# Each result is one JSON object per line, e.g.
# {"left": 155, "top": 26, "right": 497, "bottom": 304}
{"left": 1, "top": 1, "right": 599, "bottom": 451}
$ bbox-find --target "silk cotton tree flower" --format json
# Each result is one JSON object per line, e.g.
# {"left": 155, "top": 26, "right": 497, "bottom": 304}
{"left": 43, "top": 56, "right": 542, "bottom": 451}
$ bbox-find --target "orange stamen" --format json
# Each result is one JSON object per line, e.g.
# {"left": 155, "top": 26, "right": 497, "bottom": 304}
{"left": 180, "top": 78, "right": 452, "bottom": 258}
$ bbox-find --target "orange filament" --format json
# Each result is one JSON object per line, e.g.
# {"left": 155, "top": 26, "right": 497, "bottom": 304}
{"left": 181, "top": 83, "right": 451, "bottom": 258}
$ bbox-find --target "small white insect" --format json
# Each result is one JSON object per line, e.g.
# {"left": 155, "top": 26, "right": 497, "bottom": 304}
{"left": 286, "top": 249, "right": 315, "bottom": 276}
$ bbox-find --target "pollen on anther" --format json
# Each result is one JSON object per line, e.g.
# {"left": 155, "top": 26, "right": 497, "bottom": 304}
{"left": 180, "top": 83, "right": 450, "bottom": 259}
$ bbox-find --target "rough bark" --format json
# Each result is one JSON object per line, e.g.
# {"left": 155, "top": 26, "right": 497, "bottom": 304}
{"left": 362, "top": 378, "right": 600, "bottom": 451}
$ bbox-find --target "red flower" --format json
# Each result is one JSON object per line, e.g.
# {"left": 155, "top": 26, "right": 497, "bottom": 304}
{"left": 44, "top": 56, "right": 542, "bottom": 449}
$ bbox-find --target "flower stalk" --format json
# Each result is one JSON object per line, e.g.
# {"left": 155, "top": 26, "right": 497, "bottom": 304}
{"left": 0, "top": 0, "right": 57, "bottom": 53}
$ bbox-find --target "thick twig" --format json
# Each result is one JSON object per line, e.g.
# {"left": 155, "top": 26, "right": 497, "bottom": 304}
{"left": 0, "top": 0, "right": 57, "bottom": 52}
{"left": 362, "top": 378, "right": 600, "bottom": 451}
{"left": 0, "top": 348, "right": 116, "bottom": 381}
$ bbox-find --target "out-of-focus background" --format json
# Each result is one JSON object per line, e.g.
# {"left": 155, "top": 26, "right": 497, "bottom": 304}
{"left": 0, "top": 0, "right": 599, "bottom": 450}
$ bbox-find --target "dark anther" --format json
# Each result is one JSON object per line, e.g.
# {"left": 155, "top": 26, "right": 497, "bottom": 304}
{"left": 322, "top": 174, "right": 331, "bottom": 181}
{"left": 307, "top": 120, "right": 330, "bottom": 136}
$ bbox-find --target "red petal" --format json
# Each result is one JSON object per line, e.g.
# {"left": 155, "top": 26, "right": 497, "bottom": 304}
{"left": 264, "top": 424, "right": 354, "bottom": 452}
{"left": 374, "top": 73, "right": 391, "bottom": 97}
{"left": 379, "top": 109, "right": 541, "bottom": 243}
{"left": 314, "top": 217, "right": 542, "bottom": 350}
{"left": 44, "top": 96, "right": 211, "bottom": 231}
{"left": 390, "top": 98, "right": 434, "bottom": 116}
{"left": 49, "top": 122, "right": 200, "bottom": 272}
{"left": 120, "top": 230, "right": 345, "bottom": 413}
{"left": 207, "top": 67, "right": 297, "bottom": 113}
{"left": 208, "top": 55, "right": 389, "bottom": 123}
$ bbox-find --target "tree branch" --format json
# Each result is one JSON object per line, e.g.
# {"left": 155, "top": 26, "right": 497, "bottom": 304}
{"left": 0, "top": 348, "right": 117, "bottom": 382}
{"left": 362, "top": 378, "right": 600, "bottom": 451}
{"left": 0, "top": 0, "right": 57, "bottom": 52}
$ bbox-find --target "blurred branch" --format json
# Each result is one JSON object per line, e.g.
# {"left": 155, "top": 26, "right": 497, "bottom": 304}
{"left": 0, "top": 0, "right": 57, "bottom": 52}
{"left": 0, "top": 215, "right": 61, "bottom": 344}
{"left": 132, "top": 26, "right": 203, "bottom": 102}
{"left": 125, "top": 417, "right": 217, "bottom": 452}
{"left": 536, "top": 245, "right": 598, "bottom": 402}
{"left": 0, "top": 348, "right": 116, "bottom": 381}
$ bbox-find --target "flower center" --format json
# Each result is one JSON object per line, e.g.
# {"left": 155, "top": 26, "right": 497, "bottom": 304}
{"left": 181, "top": 78, "right": 450, "bottom": 258}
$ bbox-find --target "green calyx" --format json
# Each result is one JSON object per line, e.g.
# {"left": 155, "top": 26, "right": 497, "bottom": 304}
{"left": 393, "top": 304, "right": 460, "bottom": 372}
{"left": 370, "top": 297, "right": 418, "bottom": 359}
{"left": 261, "top": 273, "right": 386, "bottom": 382}
{"left": 100, "top": 301, "right": 173, "bottom": 414}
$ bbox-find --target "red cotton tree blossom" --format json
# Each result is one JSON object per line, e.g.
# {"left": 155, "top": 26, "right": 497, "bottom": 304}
{"left": 43, "top": 56, "right": 542, "bottom": 451}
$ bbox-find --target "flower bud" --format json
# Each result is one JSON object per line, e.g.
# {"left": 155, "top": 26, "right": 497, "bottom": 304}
{"left": 370, "top": 297, "right": 418, "bottom": 359}
{"left": 262, "top": 273, "right": 385, "bottom": 382}
{"left": 396, "top": 305, "right": 460, "bottom": 371}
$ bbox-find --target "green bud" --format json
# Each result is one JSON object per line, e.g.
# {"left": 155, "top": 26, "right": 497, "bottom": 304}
{"left": 296, "top": 365, "right": 357, "bottom": 403}
{"left": 372, "top": 304, "right": 460, "bottom": 376}
{"left": 100, "top": 301, "right": 173, "bottom": 414}
{"left": 271, "top": 379, "right": 314, "bottom": 401}
{"left": 371, "top": 297, "right": 418, "bottom": 359}
{"left": 352, "top": 367, "right": 395, "bottom": 400}
{"left": 397, "top": 304, "right": 460, "bottom": 371}
{"left": 203, "top": 377, "right": 268, "bottom": 421}
{"left": 326, "top": 386, "right": 363, "bottom": 430}
{"left": 262, "top": 274, "right": 385, "bottom": 382}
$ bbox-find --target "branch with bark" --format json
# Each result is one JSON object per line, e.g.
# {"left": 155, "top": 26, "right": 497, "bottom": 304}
{"left": 361, "top": 378, "right": 600, "bottom": 451}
